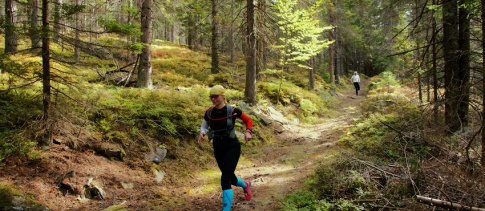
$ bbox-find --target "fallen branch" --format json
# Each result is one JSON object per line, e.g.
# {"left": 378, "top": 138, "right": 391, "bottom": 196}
{"left": 352, "top": 158, "right": 404, "bottom": 178}
{"left": 416, "top": 195, "right": 485, "bottom": 211}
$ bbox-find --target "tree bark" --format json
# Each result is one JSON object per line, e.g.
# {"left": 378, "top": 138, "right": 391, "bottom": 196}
{"left": 328, "top": 9, "right": 335, "bottom": 84}
{"left": 137, "top": 0, "right": 153, "bottom": 88}
{"left": 244, "top": 0, "right": 257, "bottom": 104}
{"left": 74, "top": 0, "right": 81, "bottom": 63}
{"left": 256, "top": 0, "right": 266, "bottom": 75}
{"left": 416, "top": 195, "right": 485, "bottom": 211}
{"left": 442, "top": 0, "right": 461, "bottom": 133}
{"left": 458, "top": 0, "right": 470, "bottom": 128}
{"left": 41, "top": 0, "right": 52, "bottom": 145}
{"left": 229, "top": 0, "right": 235, "bottom": 63}
{"left": 481, "top": 0, "right": 485, "bottom": 167}
{"left": 5, "top": 0, "right": 17, "bottom": 54}
{"left": 432, "top": 0, "right": 438, "bottom": 121}
{"left": 335, "top": 27, "right": 341, "bottom": 85}
{"left": 52, "top": 0, "right": 61, "bottom": 44}
{"left": 309, "top": 57, "right": 315, "bottom": 90}
{"left": 211, "top": 0, "right": 219, "bottom": 74}
{"left": 29, "top": 0, "right": 40, "bottom": 49}
{"left": 329, "top": 32, "right": 335, "bottom": 83}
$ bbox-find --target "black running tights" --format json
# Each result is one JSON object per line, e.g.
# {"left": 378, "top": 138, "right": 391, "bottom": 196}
{"left": 213, "top": 138, "right": 240, "bottom": 190}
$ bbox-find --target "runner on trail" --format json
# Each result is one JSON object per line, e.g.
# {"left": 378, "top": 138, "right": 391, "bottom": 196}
{"left": 197, "top": 85, "right": 253, "bottom": 211}
{"left": 351, "top": 71, "right": 361, "bottom": 95}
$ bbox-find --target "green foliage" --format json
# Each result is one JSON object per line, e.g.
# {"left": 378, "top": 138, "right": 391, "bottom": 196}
{"left": 0, "top": 131, "right": 38, "bottom": 165}
{"left": 311, "top": 158, "right": 372, "bottom": 200}
{"left": 0, "top": 91, "right": 42, "bottom": 163}
{"left": 339, "top": 69, "right": 429, "bottom": 161}
{"left": 258, "top": 81, "right": 328, "bottom": 121}
{"left": 151, "top": 45, "right": 211, "bottom": 83}
{"left": 98, "top": 19, "right": 142, "bottom": 37}
{"left": 283, "top": 189, "right": 366, "bottom": 211}
{"left": 282, "top": 190, "right": 318, "bottom": 210}
{"left": 0, "top": 183, "right": 47, "bottom": 209}
{"left": 0, "top": 54, "right": 41, "bottom": 77}
{"left": 0, "top": 184, "right": 19, "bottom": 207}
{"left": 339, "top": 111, "right": 428, "bottom": 161}
{"left": 88, "top": 87, "right": 207, "bottom": 141}
{"left": 60, "top": 4, "right": 86, "bottom": 17}
{"left": 272, "top": 0, "right": 333, "bottom": 69}
{"left": 128, "top": 43, "right": 144, "bottom": 54}
{"left": 299, "top": 99, "right": 318, "bottom": 116}
{"left": 366, "top": 71, "right": 401, "bottom": 95}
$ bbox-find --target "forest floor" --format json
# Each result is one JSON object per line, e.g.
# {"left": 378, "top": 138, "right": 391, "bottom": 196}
{"left": 0, "top": 86, "right": 364, "bottom": 211}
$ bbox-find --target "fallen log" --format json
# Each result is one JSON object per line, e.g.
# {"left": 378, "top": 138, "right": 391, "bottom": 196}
{"left": 416, "top": 195, "right": 485, "bottom": 211}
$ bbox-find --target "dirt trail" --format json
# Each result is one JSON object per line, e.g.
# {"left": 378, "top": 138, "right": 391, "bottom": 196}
{"left": 237, "top": 93, "right": 362, "bottom": 210}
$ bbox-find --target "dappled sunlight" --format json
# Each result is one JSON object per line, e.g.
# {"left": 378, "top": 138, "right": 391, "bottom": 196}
{"left": 187, "top": 168, "right": 220, "bottom": 197}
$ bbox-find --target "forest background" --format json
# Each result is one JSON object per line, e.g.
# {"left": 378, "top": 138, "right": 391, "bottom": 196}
{"left": 1, "top": 0, "right": 485, "bottom": 210}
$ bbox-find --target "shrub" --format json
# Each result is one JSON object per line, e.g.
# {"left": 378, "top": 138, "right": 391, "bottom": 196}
{"left": 365, "top": 71, "right": 401, "bottom": 95}
{"left": 311, "top": 157, "right": 373, "bottom": 200}
{"left": 0, "top": 92, "right": 42, "bottom": 164}
{"left": 88, "top": 87, "right": 206, "bottom": 141}
{"left": 257, "top": 81, "right": 329, "bottom": 122}
{"left": 282, "top": 190, "right": 318, "bottom": 210}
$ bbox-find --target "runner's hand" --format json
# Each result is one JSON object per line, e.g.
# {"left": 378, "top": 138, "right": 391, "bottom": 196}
{"left": 244, "top": 132, "right": 252, "bottom": 142}
{"left": 197, "top": 133, "right": 205, "bottom": 144}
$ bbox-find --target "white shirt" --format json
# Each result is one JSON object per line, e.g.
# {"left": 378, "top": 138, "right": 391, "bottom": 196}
{"left": 351, "top": 74, "right": 360, "bottom": 83}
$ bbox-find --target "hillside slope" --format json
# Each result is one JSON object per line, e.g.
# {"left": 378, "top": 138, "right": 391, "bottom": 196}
{"left": 0, "top": 84, "right": 363, "bottom": 210}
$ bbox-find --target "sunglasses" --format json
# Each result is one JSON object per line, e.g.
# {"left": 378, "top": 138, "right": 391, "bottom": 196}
{"left": 209, "top": 95, "right": 220, "bottom": 99}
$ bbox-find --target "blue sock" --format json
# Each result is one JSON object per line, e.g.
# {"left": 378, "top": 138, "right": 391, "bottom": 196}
{"left": 236, "top": 177, "right": 247, "bottom": 188}
{"left": 222, "top": 189, "right": 233, "bottom": 211}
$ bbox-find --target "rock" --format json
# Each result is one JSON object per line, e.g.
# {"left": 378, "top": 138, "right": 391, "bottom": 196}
{"left": 146, "top": 148, "right": 167, "bottom": 164}
{"left": 84, "top": 178, "right": 106, "bottom": 200}
{"left": 153, "top": 169, "right": 165, "bottom": 183}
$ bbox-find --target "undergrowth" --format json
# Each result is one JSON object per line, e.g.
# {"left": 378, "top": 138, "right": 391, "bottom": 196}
{"left": 281, "top": 71, "right": 439, "bottom": 210}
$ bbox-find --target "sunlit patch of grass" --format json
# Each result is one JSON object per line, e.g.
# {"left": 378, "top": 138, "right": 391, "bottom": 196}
{"left": 186, "top": 168, "right": 220, "bottom": 195}
{"left": 152, "top": 56, "right": 211, "bottom": 82}
{"left": 237, "top": 155, "right": 255, "bottom": 168}
{"left": 153, "top": 70, "right": 203, "bottom": 87}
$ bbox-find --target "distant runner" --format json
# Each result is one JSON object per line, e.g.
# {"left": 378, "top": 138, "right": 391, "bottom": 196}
{"left": 351, "top": 71, "right": 361, "bottom": 96}
{"left": 197, "top": 85, "right": 253, "bottom": 211}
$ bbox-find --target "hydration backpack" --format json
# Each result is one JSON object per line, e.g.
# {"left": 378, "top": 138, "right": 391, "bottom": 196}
{"left": 206, "top": 105, "right": 236, "bottom": 139}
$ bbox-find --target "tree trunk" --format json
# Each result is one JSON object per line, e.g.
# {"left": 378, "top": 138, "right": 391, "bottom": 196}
{"left": 328, "top": 8, "right": 335, "bottom": 84}
{"left": 5, "top": 0, "right": 17, "bottom": 54}
{"left": 442, "top": 0, "right": 461, "bottom": 133}
{"left": 329, "top": 33, "right": 335, "bottom": 84}
{"left": 309, "top": 57, "right": 315, "bottom": 90}
{"left": 481, "top": 0, "right": 485, "bottom": 167}
{"left": 41, "top": 0, "right": 51, "bottom": 145}
{"left": 137, "top": 0, "right": 153, "bottom": 88}
{"left": 335, "top": 27, "right": 341, "bottom": 85}
{"left": 256, "top": 0, "right": 266, "bottom": 75}
{"left": 29, "top": 0, "right": 40, "bottom": 49}
{"left": 229, "top": 0, "right": 235, "bottom": 63}
{"left": 52, "top": 0, "right": 61, "bottom": 44}
{"left": 244, "top": 0, "right": 257, "bottom": 104}
{"left": 188, "top": 17, "right": 196, "bottom": 50}
{"left": 211, "top": 0, "right": 219, "bottom": 74}
{"left": 458, "top": 0, "right": 470, "bottom": 128}
{"left": 432, "top": 0, "right": 438, "bottom": 121}
{"left": 74, "top": 0, "right": 80, "bottom": 63}
{"left": 415, "top": 0, "right": 422, "bottom": 103}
